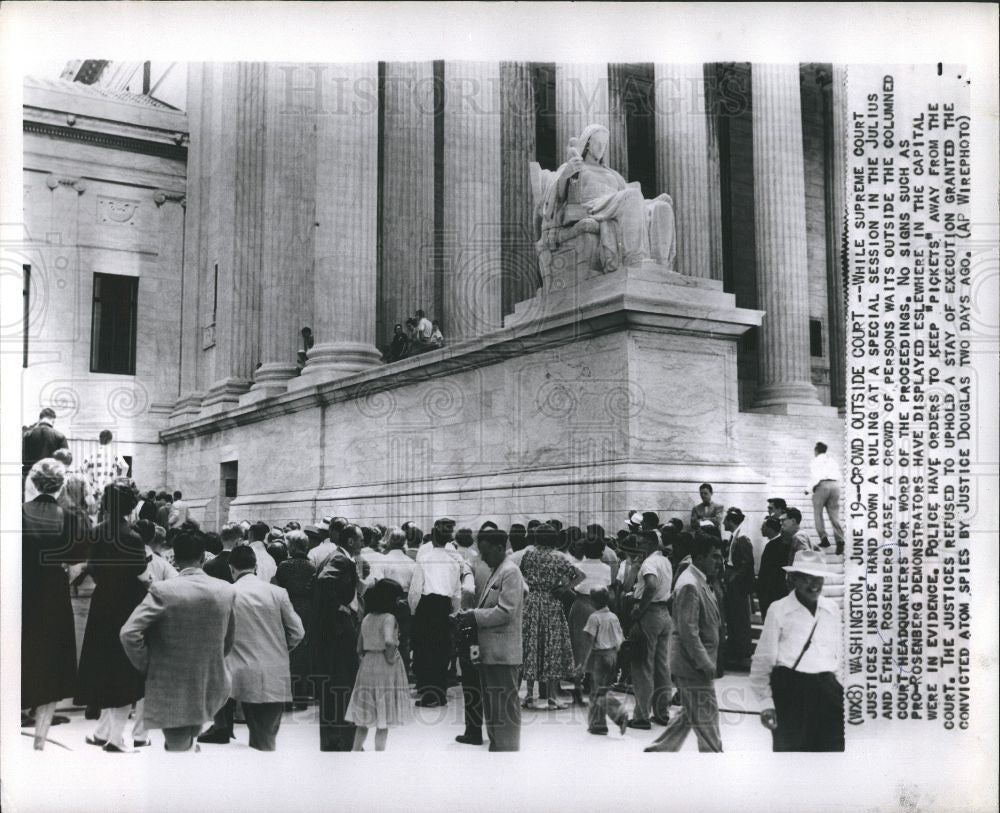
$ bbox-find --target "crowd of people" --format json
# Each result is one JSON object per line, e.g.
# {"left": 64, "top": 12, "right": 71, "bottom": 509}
{"left": 22, "top": 444, "right": 845, "bottom": 754}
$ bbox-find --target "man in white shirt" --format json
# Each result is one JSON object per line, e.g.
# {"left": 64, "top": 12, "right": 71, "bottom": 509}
{"left": 84, "top": 429, "right": 128, "bottom": 515}
{"left": 408, "top": 518, "right": 463, "bottom": 707}
{"left": 168, "top": 490, "right": 190, "bottom": 528}
{"left": 247, "top": 521, "right": 277, "bottom": 584}
{"left": 750, "top": 549, "right": 843, "bottom": 751}
{"left": 806, "top": 441, "right": 844, "bottom": 554}
{"left": 627, "top": 532, "right": 674, "bottom": 729}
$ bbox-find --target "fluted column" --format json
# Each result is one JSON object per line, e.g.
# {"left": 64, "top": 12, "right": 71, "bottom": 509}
{"left": 607, "top": 64, "right": 630, "bottom": 175}
{"left": 443, "top": 61, "right": 502, "bottom": 340}
{"left": 751, "top": 63, "right": 822, "bottom": 409}
{"left": 250, "top": 62, "right": 317, "bottom": 396}
{"left": 819, "top": 65, "right": 847, "bottom": 411}
{"left": 654, "top": 63, "right": 713, "bottom": 279}
{"left": 299, "top": 61, "right": 381, "bottom": 384}
{"left": 704, "top": 63, "right": 725, "bottom": 281}
{"left": 379, "top": 62, "right": 435, "bottom": 347}
{"left": 202, "top": 63, "right": 253, "bottom": 411}
{"left": 555, "top": 63, "right": 609, "bottom": 162}
{"left": 500, "top": 61, "right": 540, "bottom": 315}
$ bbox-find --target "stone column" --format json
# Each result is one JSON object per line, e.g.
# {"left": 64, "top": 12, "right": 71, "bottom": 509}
{"left": 750, "top": 63, "right": 822, "bottom": 410}
{"left": 607, "top": 64, "right": 630, "bottom": 175}
{"left": 555, "top": 63, "right": 609, "bottom": 163}
{"left": 654, "top": 63, "right": 713, "bottom": 279}
{"left": 202, "top": 63, "right": 253, "bottom": 412}
{"left": 500, "top": 61, "right": 540, "bottom": 315}
{"left": 298, "top": 61, "right": 381, "bottom": 385}
{"left": 818, "top": 65, "right": 847, "bottom": 411}
{"left": 704, "top": 63, "right": 725, "bottom": 282}
{"left": 379, "top": 62, "right": 435, "bottom": 347}
{"left": 174, "top": 62, "right": 206, "bottom": 415}
{"left": 249, "top": 63, "right": 318, "bottom": 397}
{"left": 443, "top": 61, "right": 502, "bottom": 340}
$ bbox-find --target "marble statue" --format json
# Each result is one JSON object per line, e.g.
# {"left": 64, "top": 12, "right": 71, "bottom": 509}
{"left": 532, "top": 124, "right": 676, "bottom": 287}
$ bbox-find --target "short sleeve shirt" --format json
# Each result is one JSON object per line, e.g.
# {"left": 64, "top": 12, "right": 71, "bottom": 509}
{"left": 635, "top": 551, "right": 673, "bottom": 603}
{"left": 583, "top": 608, "right": 625, "bottom": 650}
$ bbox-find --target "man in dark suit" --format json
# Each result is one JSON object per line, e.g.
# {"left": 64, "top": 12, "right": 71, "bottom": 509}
{"left": 722, "top": 507, "right": 755, "bottom": 668}
{"left": 757, "top": 516, "right": 791, "bottom": 620}
{"left": 457, "top": 528, "right": 526, "bottom": 751}
{"left": 313, "top": 524, "right": 363, "bottom": 751}
{"left": 22, "top": 408, "right": 67, "bottom": 490}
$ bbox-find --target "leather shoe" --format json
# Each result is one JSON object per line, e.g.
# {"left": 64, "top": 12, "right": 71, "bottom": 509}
{"left": 102, "top": 743, "right": 136, "bottom": 753}
{"left": 51, "top": 715, "right": 71, "bottom": 725}
{"left": 455, "top": 734, "right": 484, "bottom": 746}
{"left": 626, "top": 718, "right": 652, "bottom": 730}
{"left": 588, "top": 728, "right": 609, "bottom": 735}
{"left": 651, "top": 715, "right": 671, "bottom": 726}
{"left": 196, "top": 728, "right": 234, "bottom": 744}
{"left": 85, "top": 735, "right": 108, "bottom": 747}
{"left": 414, "top": 697, "right": 444, "bottom": 708}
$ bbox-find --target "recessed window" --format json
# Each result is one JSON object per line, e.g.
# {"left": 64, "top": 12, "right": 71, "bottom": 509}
{"left": 90, "top": 273, "right": 138, "bottom": 375}
{"left": 809, "top": 318, "right": 824, "bottom": 358}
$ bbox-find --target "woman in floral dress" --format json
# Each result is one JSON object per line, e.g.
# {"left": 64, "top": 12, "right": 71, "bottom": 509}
{"left": 520, "top": 524, "right": 584, "bottom": 709}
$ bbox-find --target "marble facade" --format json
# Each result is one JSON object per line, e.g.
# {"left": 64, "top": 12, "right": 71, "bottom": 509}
{"left": 22, "top": 61, "right": 847, "bottom": 539}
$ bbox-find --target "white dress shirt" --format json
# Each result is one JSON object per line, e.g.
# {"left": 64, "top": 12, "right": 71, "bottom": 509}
{"left": 809, "top": 452, "right": 842, "bottom": 489}
{"left": 250, "top": 540, "right": 277, "bottom": 584}
{"left": 408, "top": 545, "right": 463, "bottom": 612}
{"left": 750, "top": 592, "right": 842, "bottom": 706}
{"left": 574, "top": 559, "right": 612, "bottom": 595}
{"left": 372, "top": 548, "right": 417, "bottom": 591}
{"left": 416, "top": 539, "right": 458, "bottom": 561}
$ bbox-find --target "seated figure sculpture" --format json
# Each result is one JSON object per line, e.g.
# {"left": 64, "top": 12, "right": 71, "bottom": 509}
{"left": 532, "top": 124, "right": 676, "bottom": 288}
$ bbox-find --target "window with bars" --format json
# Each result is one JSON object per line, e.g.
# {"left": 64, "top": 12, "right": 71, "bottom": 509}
{"left": 90, "top": 272, "right": 139, "bottom": 375}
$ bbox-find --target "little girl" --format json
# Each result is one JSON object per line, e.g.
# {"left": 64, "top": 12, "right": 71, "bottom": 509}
{"left": 346, "top": 579, "right": 410, "bottom": 751}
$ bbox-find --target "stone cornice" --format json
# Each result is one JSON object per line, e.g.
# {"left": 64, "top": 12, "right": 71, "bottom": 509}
{"left": 161, "top": 276, "right": 762, "bottom": 443}
{"left": 24, "top": 117, "right": 188, "bottom": 161}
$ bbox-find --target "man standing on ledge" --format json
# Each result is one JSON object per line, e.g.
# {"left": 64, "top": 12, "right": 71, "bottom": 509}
{"left": 644, "top": 533, "right": 723, "bottom": 753}
{"left": 690, "top": 483, "right": 724, "bottom": 531}
{"left": 750, "top": 549, "right": 844, "bottom": 751}
{"left": 807, "top": 441, "right": 844, "bottom": 554}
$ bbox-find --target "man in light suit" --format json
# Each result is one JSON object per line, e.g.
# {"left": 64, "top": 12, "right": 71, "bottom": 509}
{"left": 120, "top": 532, "right": 236, "bottom": 752}
{"left": 456, "top": 528, "right": 525, "bottom": 752}
{"left": 226, "top": 545, "right": 304, "bottom": 751}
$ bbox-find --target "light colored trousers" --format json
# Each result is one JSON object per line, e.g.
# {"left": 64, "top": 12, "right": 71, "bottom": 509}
{"left": 812, "top": 480, "right": 844, "bottom": 544}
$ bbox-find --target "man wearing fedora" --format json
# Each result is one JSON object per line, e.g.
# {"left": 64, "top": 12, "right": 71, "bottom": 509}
{"left": 750, "top": 549, "right": 844, "bottom": 751}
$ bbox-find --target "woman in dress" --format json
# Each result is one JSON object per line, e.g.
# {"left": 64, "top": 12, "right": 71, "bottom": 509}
{"left": 74, "top": 480, "right": 148, "bottom": 752}
{"left": 272, "top": 530, "right": 317, "bottom": 708}
{"left": 22, "top": 459, "right": 79, "bottom": 750}
{"left": 519, "top": 524, "right": 584, "bottom": 710}
{"left": 346, "top": 579, "right": 410, "bottom": 751}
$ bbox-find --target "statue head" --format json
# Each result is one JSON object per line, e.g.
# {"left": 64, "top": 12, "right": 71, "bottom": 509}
{"left": 576, "top": 124, "right": 610, "bottom": 165}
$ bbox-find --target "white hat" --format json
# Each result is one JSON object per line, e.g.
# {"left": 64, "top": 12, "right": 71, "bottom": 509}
{"left": 782, "top": 549, "right": 829, "bottom": 578}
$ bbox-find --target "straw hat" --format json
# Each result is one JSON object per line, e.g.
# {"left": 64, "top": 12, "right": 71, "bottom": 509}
{"left": 782, "top": 549, "right": 829, "bottom": 578}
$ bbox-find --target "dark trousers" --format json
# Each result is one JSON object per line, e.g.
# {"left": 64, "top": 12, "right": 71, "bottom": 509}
{"left": 724, "top": 582, "right": 754, "bottom": 662}
{"left": 209, "top": 697, "right": 235, "bottom": 736}
{"left": 770, "top": 667, "right": 844, "bottom": 752}
{"left": 587, "top": 650, "right": 626, "bottom": 733}
{"left": 396, "top": 603, "right": 412, "bottom": 676}
{"left": 318, "top": 684, "right": 355, "bottom": 752}
{"left": 163, "top": 725, "right": 202, "bottom": 752}
{"left": 412, "top": 594, "right": 452, "bottom": 703}
{"left": 481, "top": 664, "right": 521, "bottom": 752}
{"left": 241, "top": 701, "right": 284, "bottom": 751}
{"left": 459, "top": 652, "right": 483, "bottom": 739}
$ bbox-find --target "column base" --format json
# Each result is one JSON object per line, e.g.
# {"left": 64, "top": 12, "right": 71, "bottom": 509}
{"left": 170, "top": 392, "right": 205, "bottom": 425}
{"left": 242, "top": 362, "right": 299, "bottom": 403}
{"left": 748, "top": 402, "right": 839, "bottom": 417}
{"left": 751, "top": 381, "right": 825, "bottom": 412}
{"left": 200, "top": 378, "right": 252, "bottom": 417}
{"left": 288, "top": 342, "right": 382, "bottom": 390}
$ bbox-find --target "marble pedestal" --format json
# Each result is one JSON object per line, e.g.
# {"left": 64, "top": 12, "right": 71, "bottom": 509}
{"left": 163, "top": 267, "right": 770, "bottom": 530}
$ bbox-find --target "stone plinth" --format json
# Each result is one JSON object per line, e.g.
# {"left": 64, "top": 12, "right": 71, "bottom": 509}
{"left": 163, "top": 264, "right": 766, "bottom": 529}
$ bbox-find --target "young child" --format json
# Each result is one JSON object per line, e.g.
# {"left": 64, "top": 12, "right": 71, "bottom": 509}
{"left": 576, "top": 586, "right": 628, "bottom": 736}
{"left": 346, "top": 579, "right": 410, "bottom": 751}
